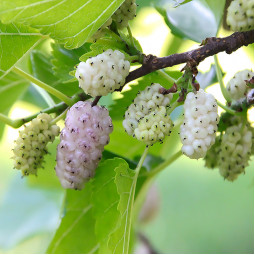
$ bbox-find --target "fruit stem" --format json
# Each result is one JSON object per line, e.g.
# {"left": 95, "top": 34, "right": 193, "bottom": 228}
{"left": 126, "top": 146, "right": 149, "bottom": 253}
{"left": 0, "top": 92, "right": 90, "bottom": 129}
{"left": 0, "top": 113, "right": 18, "bottom": 128}
{"left": 51, "top": 108, "right": 69, "bottom": 125}
{"left": 12, "top": 67, "right": 73, "bottom": 106}
{"left": 214, "top": 55, "right": 232, "bottom": 103}
{"left": 127, "top": 24, "right": 136, "bottom": 50}
{"left": 157, "top": 69, "right": 176, "bottom": 84}
{"left": 216, "top": 100, "right": 237, "bottom": 115}
{"left": 167, "top": 100, "right": 182, "bottom": 115}
{"left": 141, "top": 150, "right": 182, "bottom": 178}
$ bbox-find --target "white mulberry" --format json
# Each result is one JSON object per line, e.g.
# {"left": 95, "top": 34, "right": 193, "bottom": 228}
{"left": 218, "top": 124, "right": 253, "bottom": 181}
{"left": 55, "top": 101, "right": 113, "bottom": 190}
{"left": 123, "top": 83, "right": 173, "bottom": 145}
{"left": 180, "top": 89, "right": 219, "bottom": 159}
{"left": 226, "top": 70, "right": 254, "bottom": 101}
{"left": 112, "top": 0, "right": 137, "bottom": 29}
{"left": 13, "top": 113, "right": 60, "bottom": 176}
{"left": 226, "top": 0, "right": 254, "bottom": 31}
{"left": 75, "top": 49, "right": 130, "bottom": 97}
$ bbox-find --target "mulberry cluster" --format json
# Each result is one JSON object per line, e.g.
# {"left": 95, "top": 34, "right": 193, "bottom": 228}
{"left": 13, "top": 113, "right": 60, "bottom": 176}
{"left": 75, "top": 49, "right": 130, "bottom": 97}
{"left": 180, "top": 89, "right": 219, "bottom": 159}
{"left": 134, "top": 106, "right": 173, "bottom": 145}
{"left": 55, "top": 101, "right": 113, "bottom": 190}
{"left": 123, "top": 83, "right": 173, "bottom": 145}
{"left": 226, "top": 0, "right": 254, "bottom": 31}
{"left": 218, "top": 124, "right": 253, "bottom": 181}
{"left": 112, "top": 0, "right": 137, "bottom": 29}
{"left": 226, "top": 70, "right": 254, "bottom": 101}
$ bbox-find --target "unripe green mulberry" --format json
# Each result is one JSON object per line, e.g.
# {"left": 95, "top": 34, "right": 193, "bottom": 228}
{"left": 134, "top": 106, "right": 173, "bottom": 145}
{"left": 218, "top": 124, "right": 253, "bottom": 181}
{"left": 226, "top": 0, "right": 254, "bottom": 31}
{"left": 123, "top": 83, "right": 173, "bottom": 145}
{"left": 112, "top": 0, "right": 137, "bottom": 29}
{"left": 204, "top": 136, "right": 222, "bottom": 169}
{"left": 13, "top": 113, "right": 60, "bottom": 176}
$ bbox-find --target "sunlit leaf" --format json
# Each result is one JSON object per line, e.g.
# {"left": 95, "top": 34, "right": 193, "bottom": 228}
{"left": 0, "top": 0, "right": 126, "bottom": 49}
{"left": 0, "top": 22, "right": 42, "bottom": 78}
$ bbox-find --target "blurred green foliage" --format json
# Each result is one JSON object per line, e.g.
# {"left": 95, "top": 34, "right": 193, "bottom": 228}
{"left": 0, "top": 0, "right": 253, "bottom": 253}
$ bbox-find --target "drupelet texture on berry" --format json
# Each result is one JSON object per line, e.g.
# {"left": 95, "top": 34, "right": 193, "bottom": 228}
{"left": 123, "top": 83, "right": 173, "bottom": 145}
{"left": 75, "top": 49, "right": 130, "bottom": 97}
{"left": 226, "top": 70, "right": 254, "bottom": 101}
{"left": 13, "top": 113, "right": 60, "bottom": 176}
{"left": 55, "top": 101, "right": 113, "bottom": 190}
{"left": 218, "top": 124, "right": 253, "bottom": 181}
{"left": 180, "top": 89, "right": 219, "bottom": 159}
{"left": 226, "top": 0, "right": 254, "bottom": 31}
{"left": 112, "top": 0, "right": 137, "bottom": 29}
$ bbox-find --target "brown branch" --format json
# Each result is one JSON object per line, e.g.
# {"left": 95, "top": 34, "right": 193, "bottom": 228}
{"left": 125, "top": 30, "right": 254, "bottom": 86}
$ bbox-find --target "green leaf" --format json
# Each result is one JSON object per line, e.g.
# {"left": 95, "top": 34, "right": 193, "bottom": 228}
{"left": 30, "top": 50, "right": 80, "bottom": 98}
{"left": 204, "top": 0, "right": 226, "bottom": 27}
{"left": 47, "top": 184, "right": 98, "bottom": 254}
{"left": 109, "top": 71, "right": 182, "bottom": 120}
{"left": 79, "top": 36, "right": 129, "bottom": 63}
{"left": 0, "top": 22, "right": 42, "bottom": 78}
{"left": 91, "top": 158, "right": 126, "bottom": 253}
{"left": 51, "top": 42, "right": 91, "bottom": 83}
{"left": 0, "top": 0, "right": 126, "bottom": 49}
{"left": 0, "top": 71, "right": 29, "bottom": 139}
{"left": 0, "top": 71, "right": 30, "bottom": 113}
{"left": 197, "top": 65, "right": 218, "bottom": 89}
{"left": 156, "top": 0, "right": 226, "bottom": 42}
{"left": 108, "top": 162, "right": 136, "bottom": 254}
{"left": 0, "top": 176, "right": 63, "bottom": 250}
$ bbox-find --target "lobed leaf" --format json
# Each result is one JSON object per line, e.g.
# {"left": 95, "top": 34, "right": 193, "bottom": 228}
{"left": 0, "top": 0, "right": 126, "bottom": 49}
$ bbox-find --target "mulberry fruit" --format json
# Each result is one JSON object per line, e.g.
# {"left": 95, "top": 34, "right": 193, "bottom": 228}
{"left": 180, "top": 89, "right": 219, "bottom": 159}
{"left": 123, "top": 83, "right": 173, "bottom": 145}
{"left": 112, "top": 0, "right": 137, "bottom": 29}
{"left": 13, "top": 113, "right": 60, "bottom": 176}
{"left": 226, "top": 70, "right": 254, "bottom": 101}
{"left": 75, "top": 49, "right": 130, "bottom": 97}
{"left": 91, "top": 18, "right": 112, "bottom": 40}
{"left": 55, "top": 101, "right": 113, "bottom": 190}
{"left": 218, "top": 124, "right": 253, "bottom": 181}
{"left": 204, "top": 135, "right": 222, "bottom": 169}
{"left": 226, "top": 0, "right": 254, "bottom": 31}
